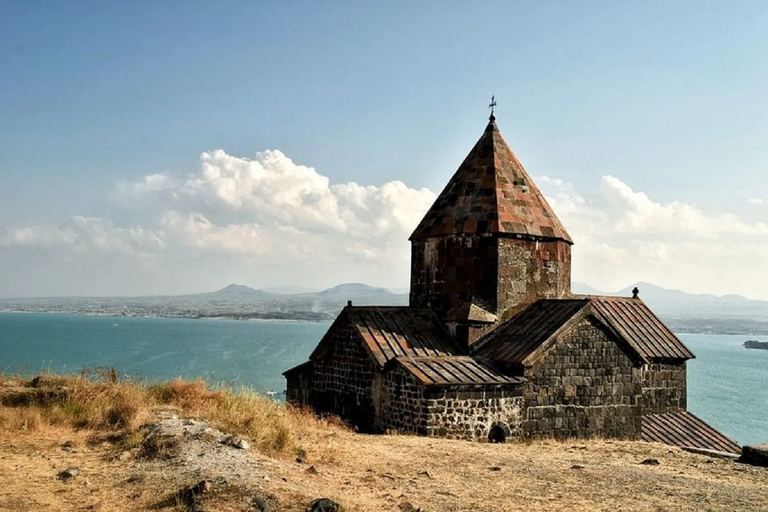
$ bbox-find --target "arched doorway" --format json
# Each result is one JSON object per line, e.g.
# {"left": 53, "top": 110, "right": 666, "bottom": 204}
{"left": 488, "top": 425, "right": 506, "bottom": 443}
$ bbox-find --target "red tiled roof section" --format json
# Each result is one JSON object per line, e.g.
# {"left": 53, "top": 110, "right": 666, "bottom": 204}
{"left": 590, "top": 297, "right": 695, "bottom": 362}
{"left": 348, "top": 307, "right": 462, "bottom": 366}
{"left": 395, "top": 356, "right": 525, "bottom": 386}
{"left": 410, "top": 118, "right": 572, "bottom": 243}
{"left": 471, "top": 299, "right": 588, "bottom": 364}
{"left": 642, "top": 412, "right": 741, "bottom": 454}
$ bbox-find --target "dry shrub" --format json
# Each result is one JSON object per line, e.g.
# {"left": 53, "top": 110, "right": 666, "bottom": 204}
{"left": 148, "top": 378, "right": 222, "bottom": 413}
{"left": 0, "top": 406, "right": 43, "bottom": 431}
{"left": 1, "top": 372, "right": 348, "bottom": 459}
{"left": 0, "top": 371, "right": 154, "bottom": 434}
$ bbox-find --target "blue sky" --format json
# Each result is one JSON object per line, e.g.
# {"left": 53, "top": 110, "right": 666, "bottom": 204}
{"left": 1, "top": 1, "right": 767, "bottom": 298}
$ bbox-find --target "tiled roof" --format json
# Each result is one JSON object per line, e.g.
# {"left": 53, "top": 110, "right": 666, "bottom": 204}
{"left": 410, "top": 117, "right": 572, "bottom": 243}
{"left": 344, "top": 306, "right": 461, "bottom": 366}
{"left": 471, "top": 299, "right": 587, "bottom": 364}
{"left": 395, "top": 356, "right": 525, "bottom": 387}
{"left": 472, "top": 297, "right": 695, "bottom": 365}
{"left": 589, "top": 297, "right": 695, "bottom": 361}
{"left": 642, "top": 412, "right": 741, "bottom": 454}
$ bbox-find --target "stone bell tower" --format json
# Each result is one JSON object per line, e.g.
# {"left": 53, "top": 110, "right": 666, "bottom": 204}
{"left": 409, "top": 109, "right": 573, "bottom": 346}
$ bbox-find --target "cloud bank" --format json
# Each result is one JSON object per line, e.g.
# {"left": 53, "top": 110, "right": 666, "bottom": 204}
{"left": 2, "top": 148, "right": 767, "bottom": 299}
{"left": 1, "top": 150, "right": 435, "bottom": 296}
{"left": 539, "top": 175, "right": 768, "bottom": 298}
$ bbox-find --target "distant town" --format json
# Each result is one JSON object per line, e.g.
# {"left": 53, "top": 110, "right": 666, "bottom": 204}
{"left": 2, "top": 282, "right": 768, "bottom": 335}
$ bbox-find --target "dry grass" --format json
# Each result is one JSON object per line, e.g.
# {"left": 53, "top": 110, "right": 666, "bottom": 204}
{"left": 1, "top": 373, "right": 767, "bottom": 511}
{"left": 0, "top": 371, "right": 344, "bottom": 459}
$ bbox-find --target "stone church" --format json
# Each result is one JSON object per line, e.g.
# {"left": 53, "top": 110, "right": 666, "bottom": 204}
{"left": 285, "top": 111, "right": 740, "bottom": 452}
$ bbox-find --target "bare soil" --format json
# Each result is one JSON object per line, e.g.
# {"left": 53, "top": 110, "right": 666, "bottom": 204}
{"left": 0, "top": 410, "right": 766, "bottom": 512}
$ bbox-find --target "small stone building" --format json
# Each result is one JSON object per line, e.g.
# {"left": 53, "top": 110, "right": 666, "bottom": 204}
{"left": 285, "top": 112, "right": 740, "bottom": 452}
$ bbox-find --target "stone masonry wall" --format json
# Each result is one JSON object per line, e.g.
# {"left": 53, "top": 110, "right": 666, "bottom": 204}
{"left": 423, "top": 387, "right": 523, "bottom": 441}
{"left": 426, "top": 388, "right": 523, "bottom": 441}
{"left": 639, "top": 362, "right": 687, "bottom": 414}
{"left": 310, "top": 320, "right": 379, "bottom": 432}
{"left": 381, "top": 365, "right": 524, "bottom": 441}
{"left": 523, "top": 318, "right": 641, "bottom": 439}
{"left": 409, "top": 236, "right": 498, "bottom": 319}
{"left": 381, "top": 366, "right": 427, "bottom": 435}
{"left": 410, "top": 236, "right": 571, "bottom": 325}
{"left": 496, "top": 237, "right": 571, "bottom": 322}
{"left": 285, "top": 364, "right": 312, "bottom": 405}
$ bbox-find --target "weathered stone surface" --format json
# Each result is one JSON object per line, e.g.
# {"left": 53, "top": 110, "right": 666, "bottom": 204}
{"left": 307, "top": 497, "right": 340, "bottom": 512}
{"left": 523, "top": 318, "right": 641, "bottom": 440}
{"left": 251, "top": 494, "right": 278, "bottom": 511}
{"left": 57, "top": 467, "right": 79, "bottom": 480}
{"left": 639, "top": 363, "right": 687, "bottom": 414}
{"left": 222, "top": 435, "right": 250, "bottom": 450}
{"left": 739, "top": 444, "right": 768, "bottom": 466}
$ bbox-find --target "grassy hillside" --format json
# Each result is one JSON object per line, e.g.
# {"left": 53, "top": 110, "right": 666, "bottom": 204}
{"left": 1, "top": 372, "right": 766, "bottom": 511}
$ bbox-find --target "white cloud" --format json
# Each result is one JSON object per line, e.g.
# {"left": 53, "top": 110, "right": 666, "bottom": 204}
{"left": 2, "top": 147, "right": 767, "bottom": 299}
{"left": 748, "top": 197, "right": 764, "bottom": 205}
{"left": 539, "top": 175, "right": 768, "bottom": 298}
{"left": 1, "top": 149, "right": 436, "bottom": 296}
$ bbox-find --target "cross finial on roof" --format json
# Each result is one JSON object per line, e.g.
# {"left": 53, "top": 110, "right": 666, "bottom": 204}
{"left": 489, "top": 95, "right": 497, "bottom": 120}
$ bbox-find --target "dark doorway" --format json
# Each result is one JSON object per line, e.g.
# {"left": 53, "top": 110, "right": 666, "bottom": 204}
{"left": 488, "top": 425, "right": 506, "bottom": 443}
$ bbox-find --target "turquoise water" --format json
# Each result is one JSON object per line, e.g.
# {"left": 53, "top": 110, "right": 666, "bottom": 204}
{"left": 682, "top": 333, "right": 768, "bottom": 446}
{"left": 0, "top": 313, "right": 765, "bottom": 445}
{"left": 0, "top": 313, "right": 328, "bottom": 395}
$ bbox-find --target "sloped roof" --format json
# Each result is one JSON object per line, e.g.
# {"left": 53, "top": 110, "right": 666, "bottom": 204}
{"left": 472, "top": 297, "right": 695, "bottom": 364}
{"left": 410, "top": 116, "right": 572, "bottom": 243}
{"left": 589, "top": 296, "right": 695, "bottom": 361}
{"left": 394, "top": 356, "right": 525, "bottom": 387}
{"left": 313, "top": 306, "right": 461, "bottom": 367}
{"left": 472, "top": 299, "right": 587, "bottom": 364}
{"left": 642, "top": 412, "right": 741, "bottom": 454}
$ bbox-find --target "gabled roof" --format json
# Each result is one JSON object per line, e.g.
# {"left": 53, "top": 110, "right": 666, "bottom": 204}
{"left": 393, "top": 356, "right": 525, "bottom": 387}
{"left": 471, "top": 299, "right": 587, "bottom": 364}
{"left": 311, "top": 306, "right": 461, "bottom": 367}
{"left": 410, "top": 116, "right": 572, "bottom": 243}
{"left": 588, "top": 296, "right": 695, "bottom": 361}
{"left": 642, "top": 412, "right": 741, "bottom": 454}
{"left": 471, "top": 297, "right": 695, "bottom": 365}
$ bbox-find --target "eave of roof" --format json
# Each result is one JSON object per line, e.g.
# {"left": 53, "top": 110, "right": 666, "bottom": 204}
{"left": 641, "top": 411, "right": 741, "bottom": 454}
{"left": 393, "top": 355, "right": 525, "bottom": 387}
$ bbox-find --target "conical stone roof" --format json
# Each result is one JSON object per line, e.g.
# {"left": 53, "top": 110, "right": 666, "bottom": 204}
{"left": 410, "top": 116, "right": 572, "bottom": 243}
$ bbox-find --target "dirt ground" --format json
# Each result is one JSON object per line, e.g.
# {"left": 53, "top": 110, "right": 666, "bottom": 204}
{"left": 0, "top": 414, "right": 766, "bottom": 512}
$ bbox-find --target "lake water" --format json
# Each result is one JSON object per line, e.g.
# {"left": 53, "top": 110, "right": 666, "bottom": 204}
{"left": 1, "top": 313, "right": 766, "bottom": 446}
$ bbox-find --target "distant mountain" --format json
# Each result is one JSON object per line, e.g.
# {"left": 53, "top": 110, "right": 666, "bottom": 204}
{"left": 185, "top": 284, "right": 274, "bottom": 301}
{"left": 317, "top": 283, "right": 395, "bottom": 297}
{"left": 5, "top": 280, "right": 768, "bottom": 334}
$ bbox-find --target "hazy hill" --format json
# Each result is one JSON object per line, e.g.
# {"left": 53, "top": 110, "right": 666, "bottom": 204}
{"left": 3, "top": 281, "right": 768, "bottom": 333}
{"left": 184, "top": 283, "right": 276, "bottom": 301}
{"left": 316, "top": 283, "right": 398, "bottom": 298}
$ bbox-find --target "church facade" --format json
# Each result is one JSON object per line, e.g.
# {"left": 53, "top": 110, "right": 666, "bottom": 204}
{"left": 284, "top": 113, "right": 739, "bottom": 451}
